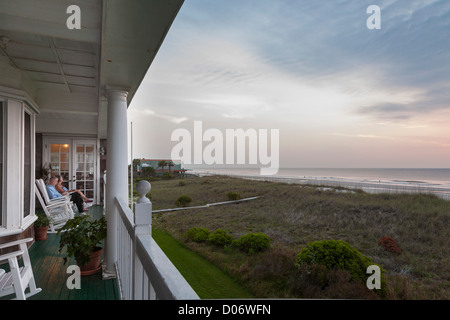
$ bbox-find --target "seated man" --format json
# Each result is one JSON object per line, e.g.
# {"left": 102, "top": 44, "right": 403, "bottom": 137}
{"left": 46, "top": 176, "right": 86, "bottom": 213}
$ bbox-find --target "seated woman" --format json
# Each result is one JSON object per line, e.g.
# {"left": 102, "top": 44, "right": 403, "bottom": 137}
{"left": 55, "top": 175, "right": 93, "bottom": 203}
{"left": 46, "top": 176, "right": 86, "bottom": 213}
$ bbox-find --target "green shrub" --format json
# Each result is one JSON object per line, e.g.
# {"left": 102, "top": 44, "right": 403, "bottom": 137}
{"left": 178, "top": 181, "right": 186, "bottom": 186}
{"left": 142, "top": 166, "right": 155, "bottom": 177}
{"left": 226, "top": 191, "right": 241, "bottom": 201}
{"left": 208, "top": 229, "right": 234, "bottom": 247}
{"left": 233, "top": 232, "right": 271, "bottom": 254}
{"left": 175, "top": 195, "right": 192, "bottom": 207}
{"left": 185, "top": 227, "right": 210, "bottom": 243}
{"left": 162, "top": 172, "right": 173, "bottom": 179}
{"left": 295, "top": 240, "right": 382, "bottom": 282}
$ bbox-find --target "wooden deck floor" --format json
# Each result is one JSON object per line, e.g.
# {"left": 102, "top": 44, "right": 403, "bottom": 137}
{"left": 1, "top": 206, "right": 119, "bottom": 300}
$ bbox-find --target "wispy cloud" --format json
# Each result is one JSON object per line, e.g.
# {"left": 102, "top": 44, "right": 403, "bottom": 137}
{"left": 332, "top": 132, "right": 399, "bottom": 140}
{"left": 332, "top": 132, "right": 450, "bottom": 148}
{"left": 133, "top": 109, "right": 188, "bottom": 124}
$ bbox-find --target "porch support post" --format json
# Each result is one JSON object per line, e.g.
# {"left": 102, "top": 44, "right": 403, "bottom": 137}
{"left": 104, "top": 89, "right": 129, "bottom": 275}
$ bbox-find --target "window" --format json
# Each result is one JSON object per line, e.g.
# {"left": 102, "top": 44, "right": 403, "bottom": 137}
{"left": 23, "top": 111, "right": 31, "bottom": 218}
{"left": 0, "top": 100, "right": 35, "bottom": 232}
{"left": 0, "top": 102, "right": 3, "bottom": 226}
{"left": 0, "top": 98, "right": 36, "bottom": 235}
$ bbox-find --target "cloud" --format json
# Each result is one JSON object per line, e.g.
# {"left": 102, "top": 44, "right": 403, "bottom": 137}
{"left": 331, "top": 131, "right": 450, "bottom": 148}
{"left": 332, "top": 132, "right": 399, "bottom": 140}
{"left": 192, "top": 1, "right": 448, "bottom": 120}
{"left": 354, "top": 85, "right": 450, "bottom": 122}
{"left": 356, "top": 103, "right": 415, "bottom": 120}
{"left": 132, "top": 109, "right": 188, "bottom": 124}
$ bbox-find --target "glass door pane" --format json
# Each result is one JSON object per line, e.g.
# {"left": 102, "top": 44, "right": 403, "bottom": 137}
{"left": 74, "top": 143, "right": 95, "bottom": 200}
{"left": 49, "top": 143, "right": 70, "bottom": 189}
{"left": 23, "top": 112, "right": 31, "bottom": 217}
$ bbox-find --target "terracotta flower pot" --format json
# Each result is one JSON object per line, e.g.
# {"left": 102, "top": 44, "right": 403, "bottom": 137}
{"left": 34, "top": 226, "right": 49, "bottom": 241}
{"left": 78, "top": 247, "right": 103, "bottom": 276}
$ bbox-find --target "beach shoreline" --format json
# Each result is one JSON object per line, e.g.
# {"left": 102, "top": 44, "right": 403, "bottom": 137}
{"left": 190, "top": 169, "right": 450, "bottom": 201}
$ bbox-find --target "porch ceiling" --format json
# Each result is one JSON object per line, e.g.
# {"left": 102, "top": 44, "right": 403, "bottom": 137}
{"left": 0, "top": 0, "right": 184, "bottom": 138}
{"left": 0, "top": 0, "right": 101, "bottom": 136}
{"left": 0, "top": 31, "right": 100, "bottom": 96}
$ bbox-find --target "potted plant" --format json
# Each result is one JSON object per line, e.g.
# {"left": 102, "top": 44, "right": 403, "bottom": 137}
{"left": 34, "top": 211, "right": 50, "bottom": 241}
{"left": 57, "top": 215, "right": 107, "bottom": 276}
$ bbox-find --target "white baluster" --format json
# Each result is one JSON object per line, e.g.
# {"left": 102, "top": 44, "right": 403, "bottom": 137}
{"left": 134, "top": 180, "right": 152, "bottom": 236}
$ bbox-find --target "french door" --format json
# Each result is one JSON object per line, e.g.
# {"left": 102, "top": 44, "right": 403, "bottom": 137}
{"left": 46, "top": 138, "right": 97, "bottom": 203}
{"left": 73, "top": 141, "right": 96, "bottom": 201}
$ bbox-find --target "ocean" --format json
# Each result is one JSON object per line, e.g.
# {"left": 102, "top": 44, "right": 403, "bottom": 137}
{"left": 188, "top": 167, "right": 450, "bottom": 200}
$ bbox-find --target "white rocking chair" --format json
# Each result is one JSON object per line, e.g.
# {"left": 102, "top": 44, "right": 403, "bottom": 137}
{"left": 35, "top": 179, "right": 75, "bottom": 233}
{"left": 0, "top": 238, "right": 42, "bottom": 300}
{"left": 35, "top": 179, "right": 72, "bottom": 206}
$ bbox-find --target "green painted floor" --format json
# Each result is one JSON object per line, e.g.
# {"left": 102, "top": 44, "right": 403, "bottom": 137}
{"left": 1, "top": 206, "right": 119, "bottom": 300}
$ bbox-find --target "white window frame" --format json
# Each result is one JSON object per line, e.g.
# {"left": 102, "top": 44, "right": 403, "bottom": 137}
{"left": 0, "top": 97, "right": 37, "bottom": 236}
{"left": 23, "top": 107, "right": 35, "bottom": 221}
{"left": 0, "top": 99, "right": 4, "bottom": 228}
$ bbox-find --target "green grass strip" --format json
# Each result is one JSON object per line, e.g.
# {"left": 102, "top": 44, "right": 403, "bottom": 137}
{"left": 152, "top": 228, "right": 253, "bottom": 299}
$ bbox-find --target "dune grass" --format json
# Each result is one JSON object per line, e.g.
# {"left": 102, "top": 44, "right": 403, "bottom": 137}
{"left": 144, "top": 175, "right": 450, "bottom": 299}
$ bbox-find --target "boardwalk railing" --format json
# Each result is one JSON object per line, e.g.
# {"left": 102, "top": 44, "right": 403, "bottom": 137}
{"left": 112, "top": 180, "right": 199, "bottom": 300}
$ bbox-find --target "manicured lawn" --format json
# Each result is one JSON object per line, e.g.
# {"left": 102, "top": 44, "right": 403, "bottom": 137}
{"left": 152, "top": 228, "right": 252, "bottom": 299}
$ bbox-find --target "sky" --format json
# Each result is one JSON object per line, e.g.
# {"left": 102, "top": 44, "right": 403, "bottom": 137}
{"left": 128, "top": 0, "right": 450, "bottom": 169}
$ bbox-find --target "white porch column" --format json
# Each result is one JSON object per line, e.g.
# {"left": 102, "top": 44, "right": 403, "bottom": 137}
{"left": 104, "top": 89, "right": 129, "bottom": 275}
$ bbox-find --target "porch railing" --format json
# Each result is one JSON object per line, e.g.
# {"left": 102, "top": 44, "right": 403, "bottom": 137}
{"left": 110, "top": 179, "right": 199, "bottom": 300}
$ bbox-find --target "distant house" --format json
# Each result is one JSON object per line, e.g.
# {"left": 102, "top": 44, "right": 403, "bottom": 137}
{"left": 135, "top": 159, "right": 186, "bottom": 175}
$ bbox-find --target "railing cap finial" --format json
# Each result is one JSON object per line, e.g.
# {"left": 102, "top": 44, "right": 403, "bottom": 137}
{"left": 136, "top": 180, "right": 151, "bottom": 203}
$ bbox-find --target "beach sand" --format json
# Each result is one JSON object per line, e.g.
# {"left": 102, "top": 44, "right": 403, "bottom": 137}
{"left": 195, "top": 172, "right": 450, "bottom": 201}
